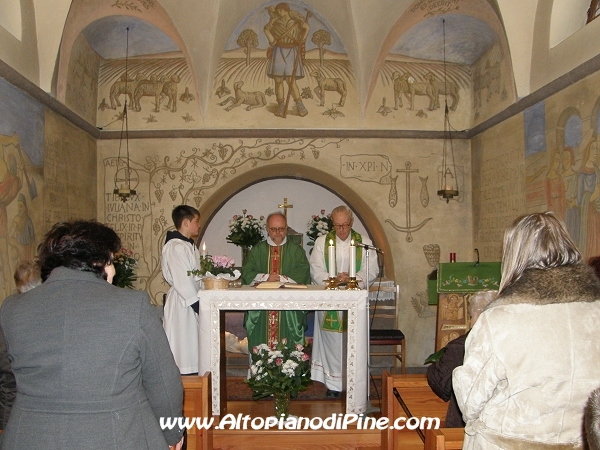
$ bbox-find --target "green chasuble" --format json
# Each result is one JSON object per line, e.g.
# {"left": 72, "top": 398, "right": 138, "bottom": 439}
{"left": 241, "top": 240, "right": 311, "bottom": 350}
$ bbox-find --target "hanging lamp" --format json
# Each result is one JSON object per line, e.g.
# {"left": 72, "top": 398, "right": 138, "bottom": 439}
{"left": 437, "top": 18, "right": 459, "bottom": 203}
{"left": 113, "top": 27, "right": 137, "bottom": 203}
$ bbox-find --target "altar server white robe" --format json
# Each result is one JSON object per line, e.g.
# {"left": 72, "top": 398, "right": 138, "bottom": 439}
{"left": 162, "top": 238, "right": 201, "bottom": 374}
{"left": 309, "top": 233, "right": 378, "bottom": 391}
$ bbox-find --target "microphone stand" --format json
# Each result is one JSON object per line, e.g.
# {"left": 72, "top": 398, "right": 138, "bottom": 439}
{"left": 364, "top": 247, "right": 380, "bottom": 414}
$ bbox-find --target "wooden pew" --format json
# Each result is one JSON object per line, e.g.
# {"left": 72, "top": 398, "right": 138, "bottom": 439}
{"left": 180, "top": 372, "right": 213, "bottom": 450}
{"left": 424, "top": 428, "right": 464, "bottom": 450}
{"left": 381, "top": 372, "right": 449, "bottom": 450}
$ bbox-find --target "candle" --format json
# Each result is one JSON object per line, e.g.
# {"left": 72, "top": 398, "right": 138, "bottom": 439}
{"left": 328, "top": 239, "right": 336, "bottom": 278}
{"left": 202, "top": 241, "right": 207, "bottom": 258}
{"left": 349, "top": 240, "right": 356, "bottom": 278}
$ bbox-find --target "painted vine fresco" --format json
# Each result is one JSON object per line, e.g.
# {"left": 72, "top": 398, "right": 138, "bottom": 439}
{"left": 102, "top": 137, "right": 348, "bottom": 303}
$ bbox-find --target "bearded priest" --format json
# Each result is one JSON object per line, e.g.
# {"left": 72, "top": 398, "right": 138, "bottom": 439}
{"left": 241, "top": 212, "right": 311, "bottom": 350}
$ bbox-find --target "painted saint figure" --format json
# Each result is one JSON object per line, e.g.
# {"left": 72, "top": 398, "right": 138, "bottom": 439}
{"left": 562, "top": 147, "right": 579, "bottom": 245}
{"left": 9, "top": 194, "right": 35, "bottom": 261}
{"left": 0, "top": 133, "right": 24, "bottom": 289}
{"left": 578, "top": 139, "right": 600, "bottom": 258}
{"left": 265, "top": 2, "right": 310, "bottom": 118}
{"left": 546, "top": 149, "right": 566, "bottom": 221}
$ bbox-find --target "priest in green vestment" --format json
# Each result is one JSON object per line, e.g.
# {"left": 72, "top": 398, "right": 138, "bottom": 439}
{"left": 241, "top": 212, "right": 311, "bottom": 350}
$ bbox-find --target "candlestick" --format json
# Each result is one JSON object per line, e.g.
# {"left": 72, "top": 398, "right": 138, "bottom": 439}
{"left": 345, "top": 277, "right": 360, "bottom": 290}
{"left": 349, "top": 240, "right": 356, "bottom": 278}
{"left": 202, "top": 241, "right": 207, "bottom": 258}
{"left": 328, "top": 239, "right": 336, "bottom": 278}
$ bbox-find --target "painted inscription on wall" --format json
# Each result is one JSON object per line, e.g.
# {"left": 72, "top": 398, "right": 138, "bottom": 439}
{"left": 340, "top": 154, "right": 392, "bottom": 183}
{"left": 475, "top": 146, "right": 526, "bottom": 259}
{"left": 103, "top": 157, "right": 153, "bottom": 290}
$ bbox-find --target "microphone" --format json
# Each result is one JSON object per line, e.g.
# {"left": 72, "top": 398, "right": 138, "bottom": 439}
{"left": 355, "top": 242, "right": 383, "bottom": 253}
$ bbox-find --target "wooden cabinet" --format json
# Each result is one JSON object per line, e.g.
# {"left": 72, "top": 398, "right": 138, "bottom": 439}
{"left": 433, "top": 263, "right": 501, "bottom": 351}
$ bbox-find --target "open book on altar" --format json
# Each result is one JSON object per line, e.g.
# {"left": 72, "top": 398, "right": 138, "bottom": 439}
{"left": 254, "top": 281, "right": 308, "bottom": 289}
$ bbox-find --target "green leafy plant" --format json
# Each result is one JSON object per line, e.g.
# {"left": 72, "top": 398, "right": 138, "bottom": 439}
{"left": 113, "top": 247, "right": 137, "bottom": 289}
{"left": 226, "top": 210, "right": 265, "bottom": 248}
{"left": 245, "top": 339, "right": 312, "bottom": 400}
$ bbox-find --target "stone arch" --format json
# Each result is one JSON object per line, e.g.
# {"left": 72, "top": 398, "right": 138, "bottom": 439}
{"left": 198, "top": 163, "right": 394, "bottom": 278}
{"left": 555, "top": 106, "right": 582, "bottom": 151}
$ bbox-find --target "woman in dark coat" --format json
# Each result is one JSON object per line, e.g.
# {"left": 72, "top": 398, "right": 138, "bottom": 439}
{"left": 426, "top": 290, "right": 497, "bottom": 428}
{"left": 0, "top": 220, "right": 184, "bottom": 449}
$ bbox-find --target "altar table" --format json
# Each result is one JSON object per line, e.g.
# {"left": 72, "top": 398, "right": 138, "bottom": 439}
{"left": 198, "top": 286, "right": 369, "bottom": 416}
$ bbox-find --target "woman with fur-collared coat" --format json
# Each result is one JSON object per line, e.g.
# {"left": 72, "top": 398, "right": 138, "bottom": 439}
{"left": 453, "top": 212, "right": 600, "bottom": 450}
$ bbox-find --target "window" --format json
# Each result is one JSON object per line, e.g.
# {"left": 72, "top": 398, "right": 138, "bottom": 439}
{"left": 587, "top": 0, "right": 600, "bottom": 23}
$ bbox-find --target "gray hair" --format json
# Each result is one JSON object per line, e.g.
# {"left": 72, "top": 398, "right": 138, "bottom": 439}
{"left": 498, "top": 212, "right": 581, "bottom": 293}
{"left": 331, "top": 205, "right": 353, "bottom": 221}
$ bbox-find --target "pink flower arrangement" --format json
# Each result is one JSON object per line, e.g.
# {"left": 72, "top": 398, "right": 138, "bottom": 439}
{"left": 211, "top": 255, "right": 235, "bottom": 270}
{"left": 189, "top": 254, "right": 236, "bottom": 277}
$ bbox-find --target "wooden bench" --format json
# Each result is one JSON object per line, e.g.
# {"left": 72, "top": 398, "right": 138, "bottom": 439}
{"left": 424, "top": 427, "right": 465, "bottom": 450}
{"left": 180, "top": 372, "right": 213, "bottom": 450}
{"left": 381, "top": 372, "right": 449, "bottom": 450}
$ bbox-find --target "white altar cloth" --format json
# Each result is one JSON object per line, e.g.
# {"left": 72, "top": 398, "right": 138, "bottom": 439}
{"left": 198, "top": 285, "right": 369, "bottom": 416}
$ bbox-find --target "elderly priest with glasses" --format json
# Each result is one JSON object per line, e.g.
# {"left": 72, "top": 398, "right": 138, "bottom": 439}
{"left": 309, "top": 205, "right": 379, "bottom": 399}
{"left": 241, "top": 212, "right": 311, "bottom": 350}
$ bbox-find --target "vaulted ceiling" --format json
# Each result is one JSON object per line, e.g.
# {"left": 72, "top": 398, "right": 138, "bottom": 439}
{"left": 1, "top": 0, "right": 599, "bottom": 132}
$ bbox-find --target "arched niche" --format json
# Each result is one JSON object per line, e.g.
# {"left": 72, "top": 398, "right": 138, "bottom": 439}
{"left": 197, "top": 163, "right": 394, "bottom": 278}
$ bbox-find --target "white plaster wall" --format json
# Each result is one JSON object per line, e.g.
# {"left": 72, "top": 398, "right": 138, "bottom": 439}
{"left": 201, "top": 179, "right": 370, "bottom": 265}
{"left": 531, "top": 1, "right": 600, "bottom": 93}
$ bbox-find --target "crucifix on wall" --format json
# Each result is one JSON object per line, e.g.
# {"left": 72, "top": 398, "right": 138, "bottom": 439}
{"left": 277, "top": 197, "right": 303, "bottom": 246}
{"left": 278, "top": 197, "right": 293, "bottom": 218}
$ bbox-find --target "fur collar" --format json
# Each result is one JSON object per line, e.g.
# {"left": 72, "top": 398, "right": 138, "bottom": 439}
{"left": 488, "top": 264, "right": 600, "bottom": 309}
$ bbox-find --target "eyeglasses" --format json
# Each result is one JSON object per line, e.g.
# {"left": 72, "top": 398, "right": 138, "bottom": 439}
{"left": 333, "top": 223, "right": 351, "bottom": 230}
{"left": 268, "top": 227, "right": 287, "bottom": 233}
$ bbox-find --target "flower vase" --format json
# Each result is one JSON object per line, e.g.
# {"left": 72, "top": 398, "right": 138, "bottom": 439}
{"left": 273, "top": 391, "right": 290, "bottom": 419}
{"left": 241, "top": 246, "right": 251, "bottom": 267}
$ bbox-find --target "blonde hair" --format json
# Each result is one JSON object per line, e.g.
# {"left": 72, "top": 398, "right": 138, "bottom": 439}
{"left": 499, "top": 212, "right": 581, "bottom": 293}
{"left": 14, "top": 259, "right": 42, "bottom": 293}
